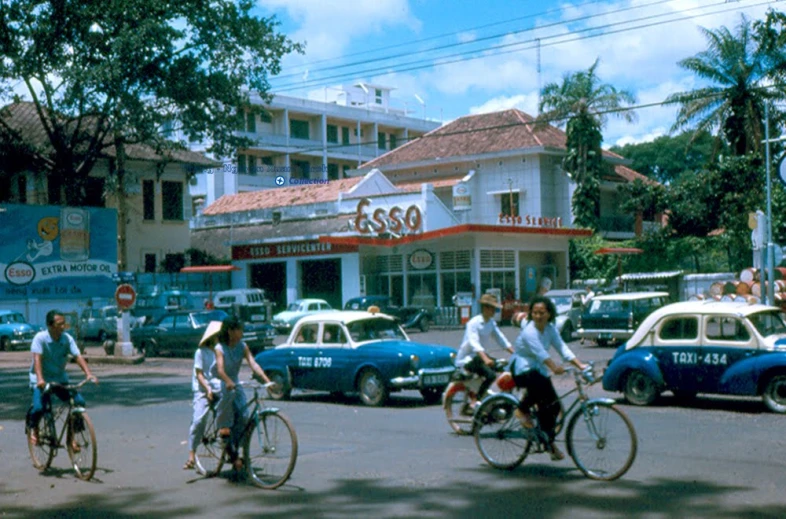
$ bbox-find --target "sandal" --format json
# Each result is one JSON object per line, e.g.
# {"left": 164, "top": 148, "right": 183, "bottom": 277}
{"left": 183, "top": 459, "right": 196, "bottom": 470}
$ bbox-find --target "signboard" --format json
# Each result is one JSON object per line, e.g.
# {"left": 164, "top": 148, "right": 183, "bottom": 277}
{"left": 0, "top": 204, "right": 117, "bottom": 300}
{"left": 115, "top": 283, "right": 137, "bottom": 310}
{"left": 498, "top": 214, "right": 563, "bottom": 227}
{"left": 452, "top": 182, "right": 471, "bottom": 211}
{"left": 354, "top": 198, "right": 423, "bottom": 235}
{"left": 409, "top": 249, "right": 434, "bottom": 270}
{"left": 232, "top": 240, "right": 358, "bottom": 260}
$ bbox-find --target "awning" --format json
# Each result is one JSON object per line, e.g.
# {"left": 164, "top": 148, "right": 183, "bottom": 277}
{"left": 180, "top": 265, "right": 240, "bottom": 273}
{"left": 620, "top": 270, "right": 684, "bottom": 281}
{"left": 594, "top": 247, "right": 644, "bottom": 255}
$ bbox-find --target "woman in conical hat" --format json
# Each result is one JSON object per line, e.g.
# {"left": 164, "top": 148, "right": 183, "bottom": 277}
{"left": 184, "top": 321, "right": 222, "bottom": 470}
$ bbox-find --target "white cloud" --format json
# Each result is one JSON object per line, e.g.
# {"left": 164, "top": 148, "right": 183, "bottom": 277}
{"left": 469, "top": 93, "right": 540, "bottom": 117}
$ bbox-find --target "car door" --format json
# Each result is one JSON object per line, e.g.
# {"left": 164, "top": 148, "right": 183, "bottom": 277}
{"left": 288, "top": 322, "right": 322, "bottom": 389}
{"left": 698, "top": 315, "right": 755, "bottom": 394}
{"left": 153, "top": 314, "right": 177, "bottom": 353}
{"left": 651, "top": 315, "right": 702, "bottom": 393}
{"left": 313, "top": 323, "right": 352, "bottom": 391}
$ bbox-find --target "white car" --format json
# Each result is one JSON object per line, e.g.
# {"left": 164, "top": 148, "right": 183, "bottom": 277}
{"left": 271, "top": 298, "right": 333, "bottom": 334}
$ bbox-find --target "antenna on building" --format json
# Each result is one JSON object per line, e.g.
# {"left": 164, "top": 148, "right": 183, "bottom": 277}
{"left": 414, "top": 94, "right": 426, "bottom": 119}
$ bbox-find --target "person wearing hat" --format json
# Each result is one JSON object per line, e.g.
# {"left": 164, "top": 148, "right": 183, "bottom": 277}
{"left": 455, "top": 293, "right": 515, "bottom": 406}
{"left": 183, "top": 320, "right": 222, "bottom": 470}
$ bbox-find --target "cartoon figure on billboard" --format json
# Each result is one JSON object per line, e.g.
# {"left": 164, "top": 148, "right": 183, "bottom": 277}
{"left": 14, "top": 216, "right": 59, "bottom": 263}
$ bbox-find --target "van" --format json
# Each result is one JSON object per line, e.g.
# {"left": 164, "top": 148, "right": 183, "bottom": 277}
{"left": 213, "top": 288, "right": 271, "bottom": 323}
{"left": 577, "top": 291, "right": 669, "bottom": 347}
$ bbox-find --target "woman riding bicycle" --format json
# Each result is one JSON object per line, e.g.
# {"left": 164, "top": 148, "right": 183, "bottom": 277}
{"left": 509, "top": 295, "right": 587, "bottom": 461}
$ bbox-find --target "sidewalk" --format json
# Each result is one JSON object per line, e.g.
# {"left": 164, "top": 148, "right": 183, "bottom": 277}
{"left": 82, "top": 344, "right": 145, "bottom": 366}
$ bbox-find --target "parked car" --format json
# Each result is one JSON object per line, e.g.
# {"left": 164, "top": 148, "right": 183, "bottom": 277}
{"left": 343, "top": 295, "right": 433, "bottom": 332}
{"left": 544, "top": 289, "right": 588, "bottom": 342}
{"left": 131, "top": 309, "right": 276, "bottom": 357}
{"left": 213, "top": 288, "right": 271, "bottom": 323}
{"left": 255, "top": 311, "right": 456, "bottom": 406}
{"left": 577, "top": 291, "right": 669, "bottom": 347}
{"left": 130, "top": 289, "right": 196, "bottom": 326}
{"left": 603, "top": 300, "right": 786, "bottom": 413}
{"left": 271, "top": 298, "right": 332, "bottom": 334}
{"left": 78, "top": 305, "right": 119, "bottom": 342}
{"left": 0, "top": 310, "right": 42, "bottom": 351}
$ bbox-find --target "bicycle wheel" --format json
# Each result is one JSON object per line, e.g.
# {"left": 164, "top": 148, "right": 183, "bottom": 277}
{"left": 473, "top": 395, "right": 530, "bottom": 470}
{"left": 28, "top": 411, "right": 57, "bottom": 471}
{"left": 566, "top": 402, "right": 637, "bottom": 481}
{"left": 68, "top": 412, "right": 97, "bottom": 480}
{"left": 444, "top": 386, "right": 474, "bottom": 435}
{"left": 195, "top": 412, "right": 224, "bottom": 477}
{"left": 244, "top": 411, "right": 298, "bottom": 489}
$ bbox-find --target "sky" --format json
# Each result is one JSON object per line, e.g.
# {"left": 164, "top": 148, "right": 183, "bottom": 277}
{"left": 257, "top": 0, "right": 781, "bottom": 148}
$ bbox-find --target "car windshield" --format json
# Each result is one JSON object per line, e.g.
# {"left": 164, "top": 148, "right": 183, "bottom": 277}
{"left": 1, "top": 313, "right": 27, "bottom": 324}
{"left": 550, "top": 296, "right": 571, "bottom": 310}
{"left": 748, "top": 311, "right": 786, "bottom": 337}
{"left": 346, "top": 318, "right": 406, "bottom": 342}
{"left": 588, "top": 299, "right": 624, "bottom": 314}
{"left": 287, "top": 303, "right": 303, "bottom": 311}
{"left": 192, "top": 310, "right": 228, "bottom": 327}
{"left": 136, "top": 296, "right": 157, "bottom": 308}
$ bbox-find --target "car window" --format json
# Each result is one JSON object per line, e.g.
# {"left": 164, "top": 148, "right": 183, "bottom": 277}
{"left": 0, "top": 315, "right": 6, "bottom": 324}
{"left": 706, "top": 316, "right": 749, "bottom": 342}
{"left": 320, "top": 302, "right": 331, "bottom": 310}
{"left": 748, "top": 311, "right": 786, "bottom": 337}
{"left": 659, "top": 317, "right": 699, "bottom": 341}
{"left": 347, "top": 318, "right": 406, "bottom": 342}
{"left": 589, "top": 299, "right": 623, "bottom": 314}
{"left": 106, "top": 307, "right": 118, "bottom": 318}
{"left": 295, "top": 323, "right": 319, "bottom": 344}
{"left": 322, "top": 324, "right": 346, "bottom": 345}
{"left": 158, "top": 315, "right": 176, "bottom": 330}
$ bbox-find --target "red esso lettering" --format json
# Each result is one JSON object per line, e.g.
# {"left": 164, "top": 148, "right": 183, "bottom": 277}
{"left": 10, "top": 267, "right": 32, "bottom": 277}
{"left": 388, "top": 207, "right": 403, "bottom": 233}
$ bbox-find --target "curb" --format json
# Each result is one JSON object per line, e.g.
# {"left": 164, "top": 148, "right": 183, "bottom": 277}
{"left": 84, "top": 355, "right": 145, "bottom": 365}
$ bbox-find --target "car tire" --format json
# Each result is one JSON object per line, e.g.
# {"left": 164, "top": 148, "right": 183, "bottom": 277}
{"left": 267, "top": 371, "right": 292, "bottom": 401}
{"left": 419, "top": 318, "right": 430, "bottom": 333}
{"left": 561, "top": 322, "right": 573, "bottom": 343}
{"left": 358, "top": 369, "right": 388, "bottom": 407}
{"left": 624, "top": 370, "right": 659, "bottom": 406}
{"left": 763, "top": 374, "right": 786, "bottom": 413}
{"left": 420, "top": 387, "right": 443, "bottom": 405}
{"left": 0, "top": 336, "right": 9, "bottom": 352}
{"left": 97, "top": 330, "right": 108, "bottom": 343}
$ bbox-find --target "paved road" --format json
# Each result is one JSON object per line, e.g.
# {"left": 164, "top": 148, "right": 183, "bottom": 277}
{"left": 2, "top": 329, "right": 786, "bottom": 518}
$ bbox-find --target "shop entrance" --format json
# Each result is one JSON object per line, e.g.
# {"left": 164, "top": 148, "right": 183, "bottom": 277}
{"left": 250, "top": 262, "right": 286, "bottom": 314}
{"left": 299, "top": 259, "right": 342, "bottom": 309}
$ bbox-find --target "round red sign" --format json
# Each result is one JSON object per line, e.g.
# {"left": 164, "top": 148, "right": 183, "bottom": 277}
{"left": 115, "top": 283, "right": 137, "bottom": 310}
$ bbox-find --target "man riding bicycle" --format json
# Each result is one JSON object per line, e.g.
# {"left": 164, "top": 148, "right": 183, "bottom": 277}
{"left": 455, "top": 293, "right": 514, "bottom": 407}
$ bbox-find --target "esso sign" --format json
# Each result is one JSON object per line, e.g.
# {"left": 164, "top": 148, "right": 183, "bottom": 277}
{"left": 5, "top": 261, "right": 35, "bottom": 285}
{"left": 354, "top": 198, "right": 422, "bottom": 235}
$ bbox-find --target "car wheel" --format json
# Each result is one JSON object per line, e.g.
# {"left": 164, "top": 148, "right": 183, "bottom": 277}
{"left": 420, "top": 387, "right": 442, "bottom": 405}
{"left": 358, "top": 370, "right": 388, "bottom": 407}
{"left": 763, "top": 374, "right": 786, "bottom": 413}
{"left": 419, "top": 318, "right": 430, "bottom": 333}
{"left": 267, "top": 371, "right": 292, "bottom": 401}
{"left": 560, "top": 322, "right": 573, "bottom": 343}
{"left": 624, "top": 370, "right": 659, "bottom": 406}
{"left": 0, "top": 336, "right": 9, "bottom": 352}
{"left": 97, "top": 330, "right": 108, "bottom": 343}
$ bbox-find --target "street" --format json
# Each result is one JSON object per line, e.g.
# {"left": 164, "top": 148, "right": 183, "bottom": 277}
{"left": 1, "top": 328, "right": 786, "bottom": 518}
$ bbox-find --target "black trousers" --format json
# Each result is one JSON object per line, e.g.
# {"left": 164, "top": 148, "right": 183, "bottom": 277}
{"left": 513, "top": 369, "right": 562, "bottom": 442}
{"left": 464, "top": 355, "right": 497, "bottom": 398}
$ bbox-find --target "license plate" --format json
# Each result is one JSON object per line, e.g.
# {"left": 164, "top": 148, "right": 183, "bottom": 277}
{"left": 599, "top": 332, "right": 612, "bottom": 339}
{"left": 423, "top": 374, "right": 450, "bottom": 386}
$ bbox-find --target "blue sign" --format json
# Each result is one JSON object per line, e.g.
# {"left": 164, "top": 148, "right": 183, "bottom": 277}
{"left": 0, "top": 204, "right": 118, "bottom": 300}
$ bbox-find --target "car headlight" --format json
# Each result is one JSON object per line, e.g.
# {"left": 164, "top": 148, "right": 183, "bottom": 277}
{"left": 14, "top": 329, "right": 24, "bottom": 336}
{"left": 410, "top": 354, "right": 420, "bottom": 370}
{"left": 449, "top": 351, "right": 456, "bottom": 360}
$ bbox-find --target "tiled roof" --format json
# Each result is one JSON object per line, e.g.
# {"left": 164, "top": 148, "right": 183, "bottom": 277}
{"left": 202, "top": 177, "right": 364, "bottom": 215}
{"left": 0, "top": 102, "right": 218, "bottom": 167}
{"left": 610, "top": 164, "right": 655, "bottom": 184}
{"left": 395, "top": 176, "right": 464, "bottom": 191}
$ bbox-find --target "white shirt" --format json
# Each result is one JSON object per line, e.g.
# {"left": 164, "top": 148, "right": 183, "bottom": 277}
{"left": 455, "top": 314, "right": 512, "bottom": 368}
{"left": 510, "top": 320, "right": 576, "bottom": 377}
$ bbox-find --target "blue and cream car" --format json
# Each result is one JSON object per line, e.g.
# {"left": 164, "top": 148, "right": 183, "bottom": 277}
{"left": 603, "top": 301, "right": 786, "bottom": 413}
{"left": 255, "top": 310, "right": 456, "bottom": 406}
{"left": 0, "top": 310, "right": 41, "bottom": 351}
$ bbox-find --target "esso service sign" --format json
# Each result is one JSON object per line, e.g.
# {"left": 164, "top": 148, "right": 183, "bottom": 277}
{"left": 5, "top": 261, "right": 35, "bottom": 285}
{"left": 409, "top": 249, "right": 433, "bottom": 270}
{"left": 354, "top": 198, "right": 422, "bottom": 235}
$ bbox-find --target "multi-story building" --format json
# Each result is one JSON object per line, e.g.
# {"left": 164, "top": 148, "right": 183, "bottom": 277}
{"left": 189, "top": 83, "right": 440, "bottom": 213}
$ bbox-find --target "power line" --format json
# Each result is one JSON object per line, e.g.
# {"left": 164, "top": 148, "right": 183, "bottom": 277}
{"left": 271, "top": 0, "right": 776, "bottom": 93}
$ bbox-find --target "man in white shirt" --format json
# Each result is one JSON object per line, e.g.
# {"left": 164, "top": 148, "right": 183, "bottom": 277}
{"left": 455, "top": 293, "right": 514, "bottom": 402}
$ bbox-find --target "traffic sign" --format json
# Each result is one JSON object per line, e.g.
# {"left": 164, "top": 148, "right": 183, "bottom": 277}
{"left": 115, "top": 283, "right": 137, "bottom": 310}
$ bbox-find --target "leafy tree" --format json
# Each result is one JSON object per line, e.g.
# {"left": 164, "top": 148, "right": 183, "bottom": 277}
{"left": 0, "top": 0, "right": 302, "bottom": 268}
{"left": 666, "top": 14, "right": 786, "bottom": 156}
{"left": 538, "top": 58, "right": 637, "bottom": 230}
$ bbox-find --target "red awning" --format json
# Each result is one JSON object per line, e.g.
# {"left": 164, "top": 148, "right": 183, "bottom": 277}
{"left": 180, "top": 265, "right": 240, "bottom": 273}
{"left": 593, "top": 247, "right": 643, "bottom": 255}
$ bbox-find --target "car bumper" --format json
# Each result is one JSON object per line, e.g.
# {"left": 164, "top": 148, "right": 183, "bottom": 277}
{"left": 389, "top": 367, "right": 455, "bottom": 389}
{"left": 577, "top": 329, "right": 633, "bottom": 341}
{"left": 272, "top": 322, "right": 291, "bottom": 334}
{"left": 8, "top": 337, "right": 33, "bottom": 350}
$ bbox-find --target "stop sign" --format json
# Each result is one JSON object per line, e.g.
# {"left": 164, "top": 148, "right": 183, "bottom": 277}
{"left": 115, "top": 283, "right": 137, "bottom": 310}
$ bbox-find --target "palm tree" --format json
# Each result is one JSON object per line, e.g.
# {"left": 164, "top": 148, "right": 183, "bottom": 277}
{"left": 537, "top": 58, "right": 637, "bottom": 230}
{"left": 666, "top": 14, "right": 786, "bottom": 156}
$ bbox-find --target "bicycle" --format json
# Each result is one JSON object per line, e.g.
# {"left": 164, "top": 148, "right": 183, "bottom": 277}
{"left": 473, "top": 362, "right": 638, "bottom": 481}
{"left": 27, "top": 378, "right": 97, "bottom": 481}
{"left": 443, "top": 358, "right": 516, "bottom": 435}
{"left": 195, "top": 380, "right": 298, "bottom": 489}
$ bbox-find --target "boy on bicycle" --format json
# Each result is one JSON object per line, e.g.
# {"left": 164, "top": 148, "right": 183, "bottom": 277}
{"left": 455, "top": 294, "right": 514, "bottom": 407}
{"left": 27, "top": 309, "right": 98, "bottom": 446}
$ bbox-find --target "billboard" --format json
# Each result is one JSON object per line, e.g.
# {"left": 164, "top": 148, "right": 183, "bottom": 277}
{"left": 0, "top": 204, "right": 118, "bottom": 300}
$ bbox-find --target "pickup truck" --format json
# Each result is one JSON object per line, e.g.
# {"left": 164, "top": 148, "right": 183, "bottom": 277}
{"left": 344, "top": 295, "right": 433, "bottom": 332}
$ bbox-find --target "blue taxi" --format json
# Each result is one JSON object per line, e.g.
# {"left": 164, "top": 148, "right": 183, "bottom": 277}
{"left": 254, "top": 310, "right": 456, "bottom": 406}
{"left": 603, "top": 300, "right": 786, "bottom": 413}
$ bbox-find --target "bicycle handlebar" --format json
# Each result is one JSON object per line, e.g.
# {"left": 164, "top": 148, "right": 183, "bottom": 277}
{"left": 44, "top": 378, "right": 94, "bottom": 393}
{"left": 564, "top": 361, "right": 600, "bottom": 385}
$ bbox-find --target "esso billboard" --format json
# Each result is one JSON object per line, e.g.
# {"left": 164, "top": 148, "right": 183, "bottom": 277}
{"left": 354, "top": 198, "right": 422, "bottom": 235}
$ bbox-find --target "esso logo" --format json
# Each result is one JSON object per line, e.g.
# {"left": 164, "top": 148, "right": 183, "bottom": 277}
{"left": 5, "top": 261, "right": 36, "bottom": 285}
{"left": 455, "top": 185, "right": 468, "bottom": 195}
{"left": 354, "top": 198, "right": 422, "bottom": 235}
{"left": 67, "top": 212, "right": 84, "bottom": 225}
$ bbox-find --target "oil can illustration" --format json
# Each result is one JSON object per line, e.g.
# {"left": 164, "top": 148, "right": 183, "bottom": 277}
{"left": 59, "top": 207, "right": 90, "bottom": 261}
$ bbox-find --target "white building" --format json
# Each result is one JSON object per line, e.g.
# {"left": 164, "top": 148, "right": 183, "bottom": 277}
{"left": 189, "top": 83, "right": 440, "bottom": 213}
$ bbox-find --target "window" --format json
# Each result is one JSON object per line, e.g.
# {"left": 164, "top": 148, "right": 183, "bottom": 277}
{"left": 161, "top": 181, "right": 183, "bottom": 220}
{"left": 84, "top": 177, "right": 105, "bottom": 207}
{"left": 378, "top": 132, "right": 386, "bottom": 150}
{"left": 260, "top": 111, "right": 272, "bottom": 124}
{"left": 246, "top": 112, "right": 256, "bottom": 133}
{"left": 342, "top": 165, "right": 351, "bottom": 178}
{"left": 327, "top": 163, "right": 339, "bottom": 181}
{"left": 236, "top": 110, "right": 246, "bottom": 132}
{"left": 706, "top": 316, "right": 750, "bottom": 342}
{"left": 659, "top": 317, "right": 699, "bottom": 340}
{"left": 260, "top": 156, "right": 273, "bottom": 166}
{"left": 375, "top": 88, "right": 383, "bottom": 104}
{"left": 290, "top": 119, "right": 309, "bottom": 140}
{"left": 163, "top": 253, "right": 185, "bottom": 273}
{"left": 342, "top": 127, "right": 350, "bottom": 145}
{"left": 500, "top": 192, "right": 519, "bottom": 217}
{"left": 236, "top": 153, "right": 247, "bottom": 175}
{"left": 389, "top": 134, "right": 397, "bottom": 149}
{"left": 327, "top": 124, "right": 338, "bottom": 143}
{"left": 144, "top": 253, "right": 157, "bottom": 273}
{"left": 322, "top": 324, "right": 345, "bottom": 344}
{"left": 291, "top": 160, "right": 310, "bottom": 179}
{"left": 143, "top": 180, "right": 155, "bottom": 220}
